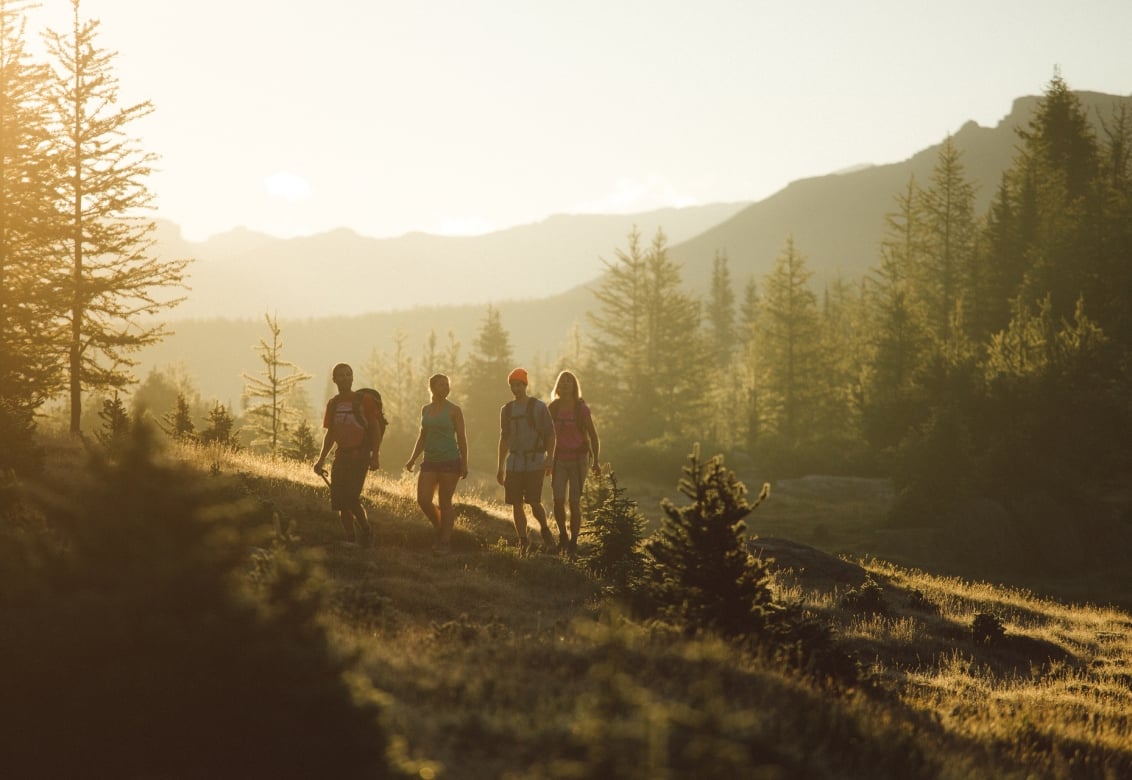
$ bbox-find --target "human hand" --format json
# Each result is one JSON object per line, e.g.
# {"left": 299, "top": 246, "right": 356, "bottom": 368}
{"left": 496, "top": 469, "right": 505, "bottom": 486}
{"left": 404, "top": 459, "right": 415, "bottom": 472}
{"left": 369, "top": 454, "right": 380, "bottom": 471}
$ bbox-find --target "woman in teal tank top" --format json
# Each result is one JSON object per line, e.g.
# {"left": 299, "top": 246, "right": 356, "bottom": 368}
{"left": 404, "top": 374, "right": 468, "bottom": 554}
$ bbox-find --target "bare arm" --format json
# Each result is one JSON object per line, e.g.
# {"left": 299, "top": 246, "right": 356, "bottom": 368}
{"left": 314, "top": 427, "right": 333, "bottom": 473}
{"left": 584, "top": 411, "right": 601, "bottom": 475}
{"left": 452, "top": 404, "right": 469, "bottom": 479}
{"left": 404, "top": 415, "right": 426, "bottom": 471}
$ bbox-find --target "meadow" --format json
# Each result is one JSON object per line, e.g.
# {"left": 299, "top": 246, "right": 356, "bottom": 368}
{"left": 5, "top": 432, "right": 1132, "bottom": 779}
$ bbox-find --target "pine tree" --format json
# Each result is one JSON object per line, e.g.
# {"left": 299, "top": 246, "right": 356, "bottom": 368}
{"left": 241, "top": 313, "right": 311, "bottom": 457}
{"left": 462, "top": 304, "right": 514, "bottom": 457}
{"left": 588, "top": 227, "right": 706, "bottom": 445}
{"left": 160, "top": 392, "right": 196, "bottom": 443}
{"left": 915, "top": 135, "right": 978, "bottom": 343}
{"left": 0, "top": 0, "right": 63, "bottom": 471}
{"left": 1012, "top": 71, "right": 1101, "bottom": 318}
{"left": 861, "top": 178, "right": 930, "bottom": 450}
{"left": 285, "top": 418, "right": 320, "bottom": 462}
{"left": 200, "top": 402, "right": 239, "bottom": 450}
{"left": 94, "top": 390, "right": 129, "bottom": 449}
{"left": 581, "top": 469, "right": 647, "bottom": 593}
{"left": 755, "top": 235, "right": 823, "bottom": 452}
{"left": 43, "top": 0, "right": 191, "bottom": 434}
{"left": 645, "top": 445, "right": 776, "bottom": 638}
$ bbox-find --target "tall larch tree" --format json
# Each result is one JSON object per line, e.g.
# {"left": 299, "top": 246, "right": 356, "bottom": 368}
{"left": 240, "top": 313, "right": 311, "bottom": 457}
{"left": 43, "top": 0, "right": 190, "bottom": 434}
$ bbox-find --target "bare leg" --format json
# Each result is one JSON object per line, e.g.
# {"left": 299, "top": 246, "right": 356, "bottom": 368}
{"left": 437, "top": 473, "right": 460, "bottom": 547}
{"left": 417, "top": 471, "right": 441, "bottom": 530}
{"left": 512, "top": 504, "right": 529, "bottom": 551}
{"left": 339, "top": 511, "right": 356, "bottom": 543}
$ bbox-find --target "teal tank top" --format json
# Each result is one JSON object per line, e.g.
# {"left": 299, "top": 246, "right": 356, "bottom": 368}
{"left": 422, "top": 401, "right": 460, "bottom": 462}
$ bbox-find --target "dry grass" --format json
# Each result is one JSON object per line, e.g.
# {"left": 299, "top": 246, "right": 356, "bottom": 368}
{"left": 30, "top": 436, "right": 1132, "bottom": 778}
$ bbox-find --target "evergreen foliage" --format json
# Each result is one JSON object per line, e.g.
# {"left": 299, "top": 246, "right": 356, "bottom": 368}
{"left": 160, "top": 392, "right": 197, "bottom": 443}
{"left": 0, "top": 424, "right": 405, "bottom": 778}
{"left": 645, "top": 445, "right": 777, "bottom": 638}
{"left": 43, "top": 1, "right": 191, "bottom": 434}
{"left": 588, "top": 227, "right": 708, "bottom": 447}
{"left": 580, "top": 468, "right": 647, "bottom": 594}
{"left": 95, "top": 390, "right": 130, "bottom": 450}
{"left": 241, "top": 313, "right": 312, "bottom": 457}
{"left": 286, "top": 418, "right": 321, "bottom": 462}
{"left": 0, "top": 0, "right": 63, "bottom": 470}
{"left": 200, "top": 402, "right": 240, "bottom": 450}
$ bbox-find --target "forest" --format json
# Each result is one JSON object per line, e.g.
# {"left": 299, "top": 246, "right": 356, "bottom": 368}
{"left": 4, "top": 1, "right": 1132, "bottom": 776}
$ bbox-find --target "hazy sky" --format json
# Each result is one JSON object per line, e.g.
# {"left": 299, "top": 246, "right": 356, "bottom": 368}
{"left": 22, "top": 0, "right": 1132, "bottom": 241}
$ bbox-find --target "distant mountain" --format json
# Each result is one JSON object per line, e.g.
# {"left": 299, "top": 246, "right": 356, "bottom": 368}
{"left": 160, "top": 203, "right": 751, "bottom": 320}
{"left": 667, "top": 92, "right": 1131, "bottom": 295}
{"left": 139, "top": 91, "right": 1132, "bottom": 408}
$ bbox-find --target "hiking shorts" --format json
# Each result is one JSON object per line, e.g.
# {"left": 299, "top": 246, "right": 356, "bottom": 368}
{"left": 420, "top": 458, "right": 462, "bottom": 474}
{"left": 504, "top": 469, "right": 545, "bottom": 506}
{"left": 552, "top": 458, "right": 587, "bottom": 503}
{"left": 331, "top": 449, "right": 370, "bottom": 510}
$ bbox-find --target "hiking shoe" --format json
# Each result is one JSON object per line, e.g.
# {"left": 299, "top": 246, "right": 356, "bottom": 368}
{"left": 557, "top": 532, "right": 569, "bottom": 553}
{"left": 568, "top": 538, "right": 578, "bottom": 558}
{"left": 540, "top": 527, "right": 555, "bottom": 548}
{"left": 518, "top": 537, "right": 529, "bottom": 555}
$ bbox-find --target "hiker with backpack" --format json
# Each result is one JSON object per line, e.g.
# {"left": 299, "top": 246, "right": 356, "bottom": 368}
{"left": 404, "top": 373, "right": 468, "bottom": 555}
{"left": 548, "top": 370, "right": 601, "bottom": 556}
{"left": 313, "top": 363, "right": 386, "bottom": 547}
{"left": 496, "top": 367, "right": 556, "bottom": 553}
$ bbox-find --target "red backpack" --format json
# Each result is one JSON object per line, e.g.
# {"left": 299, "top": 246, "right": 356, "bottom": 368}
{"left": 329, "top": 388, "right": 388, "bottom": 449}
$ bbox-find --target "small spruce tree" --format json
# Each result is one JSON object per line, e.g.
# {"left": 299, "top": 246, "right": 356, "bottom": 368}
{"left": 160, "top": 392, "right": 197, "bottom": 443}
{"left": 95, "top": 392, "right": 130, "bottom": 450}
{"left": 645, "top": 445, "right": 777, "bottom": 638}
{"left": 581, "top": 468, "right": 647, "bottom": 593}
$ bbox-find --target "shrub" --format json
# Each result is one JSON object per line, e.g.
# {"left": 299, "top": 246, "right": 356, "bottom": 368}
{"left": 839, "top": 576, "right": 890, "bottom": 616}
{"left": 972, "top": 612, "right": 1007, "bottom": 645}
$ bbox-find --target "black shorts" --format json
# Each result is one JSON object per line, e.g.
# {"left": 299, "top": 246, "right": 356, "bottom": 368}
{"left": 504, "top": 469, "right": 545, "bottom": 506}
{"left": 331, "top": 449, "right": 370, "bottom": 510}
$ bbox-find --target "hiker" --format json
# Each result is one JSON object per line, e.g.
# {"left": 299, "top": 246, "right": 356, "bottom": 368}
{"left": 404, "top": 373, "right": 468, "bottom": 554}
{"left": 548, "top": 370, "right": 601, "bottom": 556}
{"left": 313, "top": 363, "right": 385, "bottom": 546}
{"left": 496, "top": 367, "right": 556, "bottom": 553}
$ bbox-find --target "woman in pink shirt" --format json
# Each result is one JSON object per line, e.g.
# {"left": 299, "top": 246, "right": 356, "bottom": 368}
{"left": 548, "top": 370, "right": 601, "bottom": 556}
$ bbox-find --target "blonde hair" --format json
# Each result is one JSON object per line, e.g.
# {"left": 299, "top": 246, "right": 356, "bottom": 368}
{"left": 552, "top": 370, "right": 581, "bottom": 401}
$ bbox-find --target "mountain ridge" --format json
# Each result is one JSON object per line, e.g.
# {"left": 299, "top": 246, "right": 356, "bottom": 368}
{"left": 138, "top": 90, "right": 1132, "bottom": 408}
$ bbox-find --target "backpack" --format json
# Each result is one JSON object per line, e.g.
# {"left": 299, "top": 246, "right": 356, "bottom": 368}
{"left": 505, "top": 398, "right": 544, "bottom": 454}
{"left": 330, "top": 388, "right": 388, "bottom": 449}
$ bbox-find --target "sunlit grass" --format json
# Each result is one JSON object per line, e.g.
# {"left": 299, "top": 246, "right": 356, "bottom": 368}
{"left": 30, "top": 436, "right": 1132, "bottom": 778}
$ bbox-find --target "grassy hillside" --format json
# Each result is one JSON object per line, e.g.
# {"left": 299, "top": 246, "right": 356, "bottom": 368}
{"left": 6, "top": 434, "right": 1132, "bottom": 778}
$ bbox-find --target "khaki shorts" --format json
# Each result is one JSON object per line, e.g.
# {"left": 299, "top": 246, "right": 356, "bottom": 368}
{"left": 504, "top": 469, "right": 545, "bottom": 506}
{"left": 331, "top": 448, "right": 370, "bottom": 510}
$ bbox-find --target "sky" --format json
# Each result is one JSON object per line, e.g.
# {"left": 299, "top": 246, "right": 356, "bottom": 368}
{"left": 20, "top": 0, "right": 1132, "bottom": 242}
